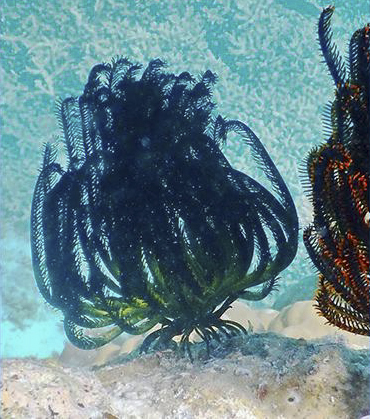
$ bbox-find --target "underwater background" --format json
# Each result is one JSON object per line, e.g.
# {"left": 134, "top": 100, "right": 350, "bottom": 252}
{"left": 0, "top": 0, "right": 368, "bottom": 359}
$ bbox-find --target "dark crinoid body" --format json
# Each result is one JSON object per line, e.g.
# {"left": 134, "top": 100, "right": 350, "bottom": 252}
{"left": 31, "top": 57, "right": 298, "bottom": 358}
{"left": 303, "top": 7, "right": 369, "bottom": 335}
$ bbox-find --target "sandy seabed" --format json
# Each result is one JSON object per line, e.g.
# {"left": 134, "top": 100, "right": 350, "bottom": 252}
{"left": 1, "top": 300, "right": 369, "bottom": 419}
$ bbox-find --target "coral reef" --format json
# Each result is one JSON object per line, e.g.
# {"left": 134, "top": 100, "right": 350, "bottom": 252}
{"left": 302, "top": 7, "right": 369, "bottom": 335}
{"left": 31, "top": 58, "right": 298, "bottom": 357}
{"left": 2, "top": 333, "right": 369, "bottom": 418}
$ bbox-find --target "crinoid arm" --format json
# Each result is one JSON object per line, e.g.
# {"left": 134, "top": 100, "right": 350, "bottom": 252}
{"left": 214, "top": 118, "right": 298, "bottom": 297}
{"left": 318, "top": 6, "right": 346, "bottom": 86}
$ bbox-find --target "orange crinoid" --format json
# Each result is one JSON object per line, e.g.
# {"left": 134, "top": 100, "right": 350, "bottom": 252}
{"left": 303, "top": 7, "right": 369, "bottom": 335}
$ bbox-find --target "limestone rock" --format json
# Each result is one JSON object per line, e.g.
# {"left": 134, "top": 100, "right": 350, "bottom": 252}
{"left": 2, "top": 334, "right": 369, "bottom": 418}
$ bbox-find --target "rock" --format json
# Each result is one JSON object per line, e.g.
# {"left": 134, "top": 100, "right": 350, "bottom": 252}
{"left": 2, "top": 334, "right": 369, "bottom": 418}
{"left": 222, "top": 300, "right": 279, "bottom": 332}
{"left": 268, "top": 300, "right": 369, "bottom": 349}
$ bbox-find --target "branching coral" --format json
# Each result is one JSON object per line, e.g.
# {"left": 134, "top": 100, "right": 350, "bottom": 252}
{"left": 31, "top": 58, "right": 298, "bottom": 358}
{"left": 303, "top": 7, "right": 369, "bottom": 336}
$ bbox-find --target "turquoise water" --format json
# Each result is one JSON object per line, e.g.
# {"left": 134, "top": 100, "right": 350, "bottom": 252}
{"left": 1, "top": 0, "right": 368, "bottom": 358}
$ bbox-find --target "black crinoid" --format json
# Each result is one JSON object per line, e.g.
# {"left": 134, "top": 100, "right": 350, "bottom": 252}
{"left": 302, "top": 7, "right": 369, "bottom": 335}
{"left": 31, "top": 57, "right": 298, "bottom": 359}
